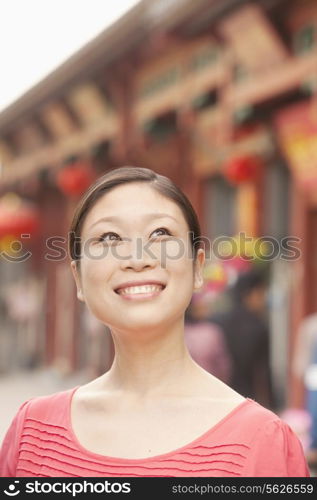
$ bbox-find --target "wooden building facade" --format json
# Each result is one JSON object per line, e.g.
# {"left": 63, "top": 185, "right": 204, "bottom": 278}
{"left": 0, "top": 0, "right": 317, "bottom": 407}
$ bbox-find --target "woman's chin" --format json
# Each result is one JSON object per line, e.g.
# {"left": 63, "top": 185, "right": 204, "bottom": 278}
{"left": 104, "top": 314, "right": 173, "bottom": 336}
{"left": 114, "top": 318, "right": 165, "bottom": 332}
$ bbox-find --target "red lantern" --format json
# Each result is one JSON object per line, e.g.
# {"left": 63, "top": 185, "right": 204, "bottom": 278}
{"left": 0, "top": 194, "right": 40, "bottom": 238}
{"left": 56, "top": 162, "right": 96, "bottom": 197}
{"left": 224, "top": 155, "right": 262, "bottom": 185}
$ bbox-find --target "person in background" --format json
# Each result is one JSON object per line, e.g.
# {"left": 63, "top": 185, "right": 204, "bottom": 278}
{"left": 210, "top": 268, "right": 275, "bottom": 410}
{"left": 293, "top": 312, "right": 317, "bottom": 470}
{"left": 184, "top": 291, "right": 231, "bottom": 384}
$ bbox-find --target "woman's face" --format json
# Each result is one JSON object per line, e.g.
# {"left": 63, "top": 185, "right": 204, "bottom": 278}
{"left": 71, "top": 182, "right": 205, "bottom": 336}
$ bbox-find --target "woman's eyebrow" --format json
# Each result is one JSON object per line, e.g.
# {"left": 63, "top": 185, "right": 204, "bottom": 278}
{"left": 89, "top": 213, "right": 178, "bottom": 229}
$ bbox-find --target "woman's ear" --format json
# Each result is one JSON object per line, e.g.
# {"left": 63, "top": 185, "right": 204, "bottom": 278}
{"left": 70, "top": 260, "right": 84, "bottom": 302}
{"left": 193, "top": 248, "right": 205, "bottom": 291}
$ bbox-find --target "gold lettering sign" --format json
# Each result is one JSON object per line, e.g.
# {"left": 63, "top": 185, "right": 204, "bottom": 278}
{"left": 236, "top": 183, "right": 257, "bottom": 237}
{"left": 191, "top": 108, "right": 229, "bottom": 176}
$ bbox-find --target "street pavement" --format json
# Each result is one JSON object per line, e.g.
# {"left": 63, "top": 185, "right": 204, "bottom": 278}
{"left": 0, "top": 368, "right": 89, "bottom": 443}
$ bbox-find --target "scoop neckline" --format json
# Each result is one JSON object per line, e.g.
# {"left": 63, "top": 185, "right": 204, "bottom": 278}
{"left": 67, "top": 385, "right": 251, "bottom": 464}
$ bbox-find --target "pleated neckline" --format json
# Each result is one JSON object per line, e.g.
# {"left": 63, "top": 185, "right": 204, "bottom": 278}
{"left": 66, "top": 386, "right": 252, "bottom": 464}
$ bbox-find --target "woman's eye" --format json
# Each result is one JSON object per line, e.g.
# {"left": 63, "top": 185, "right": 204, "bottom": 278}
{"left": 98, "top": 232, "right": 120, "bottom": 243}
{"left": 151, "top": 227, "right": 171, "bottom": 238}
{"left": 96, "top": 228, "right": 171, "bottom": 243}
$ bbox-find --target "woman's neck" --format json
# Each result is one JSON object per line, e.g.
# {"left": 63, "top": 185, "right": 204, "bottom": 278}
{"left": 99, "top": 326, "right": 204, "bottom": 399}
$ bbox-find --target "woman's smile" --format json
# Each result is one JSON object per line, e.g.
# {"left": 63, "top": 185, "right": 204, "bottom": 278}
{"left": 114, "top": 283, "right": 166, "bottom": 301}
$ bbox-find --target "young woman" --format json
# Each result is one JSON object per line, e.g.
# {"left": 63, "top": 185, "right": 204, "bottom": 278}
{"left": 0, "top": 167, "right": 310, "bottom": 477}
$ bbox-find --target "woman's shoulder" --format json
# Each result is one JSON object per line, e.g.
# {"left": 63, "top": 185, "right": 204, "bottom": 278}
{"left": 226, "top": 397, "right": 298, "bottom": 438}
{"left": 225, "top": 399, "right": 310, "bottom": 476}
{"left": 16, "top": 386, "right": 78, "bottom": 424}
{"left": 208, "top": 395, "right": 305, "bottom": 453}
{"left": 234, "top": 397, "right": 279, "bottom": 425}
{"left": 0, "top": 387, "right": 79, "bottom": 477}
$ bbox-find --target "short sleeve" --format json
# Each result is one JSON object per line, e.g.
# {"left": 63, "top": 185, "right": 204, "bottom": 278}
{"left": 245, "top": 418, "right": 310, "bottom": 477}
{"left": 0, "top": 401, "right": 30, "bottom": 477}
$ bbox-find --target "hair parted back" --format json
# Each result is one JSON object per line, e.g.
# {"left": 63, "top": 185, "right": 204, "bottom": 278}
{"left": 69, "top": 166, "right": 202, "bottom": 265}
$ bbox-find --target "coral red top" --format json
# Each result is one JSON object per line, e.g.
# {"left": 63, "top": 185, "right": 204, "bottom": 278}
{"left": 0, "top": 387, "right": 310, "bottom": 477}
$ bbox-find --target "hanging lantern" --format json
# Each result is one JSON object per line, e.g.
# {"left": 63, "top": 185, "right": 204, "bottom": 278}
{"left": 56, "top": 161, "right": 96, "bottom": 197}
{"left": 224, "top": 154, "right": 262, "bottom": 185}
{"left": 0, "top": 193, "right": 40, "bottom": 238}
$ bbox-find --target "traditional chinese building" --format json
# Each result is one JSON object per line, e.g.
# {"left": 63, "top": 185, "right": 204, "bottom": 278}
{"left": 0, "top": 0, "right": 316, "bottom": 408}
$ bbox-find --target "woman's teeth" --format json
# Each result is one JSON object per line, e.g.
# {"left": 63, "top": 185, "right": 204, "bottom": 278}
{"left": 117, "top": 285, "right": 164, "bottom": 295}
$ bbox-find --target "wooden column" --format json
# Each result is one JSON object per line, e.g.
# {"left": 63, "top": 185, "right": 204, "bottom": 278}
{"left": 288, "top": 179, "right": 309, "bottom": 407}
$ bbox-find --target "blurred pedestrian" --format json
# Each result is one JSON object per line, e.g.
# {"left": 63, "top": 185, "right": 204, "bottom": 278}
{"left": 184, "top": 292, "right": 231, "bottom": 384}
{"left": 210, "top": 267, "right": 275, "bottom": 409}
{"left": 293, "top": 312, "right": 317, "bottom": 470}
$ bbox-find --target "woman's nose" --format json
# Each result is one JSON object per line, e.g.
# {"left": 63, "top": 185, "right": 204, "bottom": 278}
{"left": 119, "top": 237, "right": 158, "bottom": 271}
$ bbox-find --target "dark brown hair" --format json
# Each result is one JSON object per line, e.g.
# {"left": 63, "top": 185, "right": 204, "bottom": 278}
{"left": 69, "top": 166, "right": 202, "bottom": 265}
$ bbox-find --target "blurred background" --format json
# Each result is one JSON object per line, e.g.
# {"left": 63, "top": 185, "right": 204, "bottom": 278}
{"left": 1, "top": 0, "right": 317, "bottom": 470}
